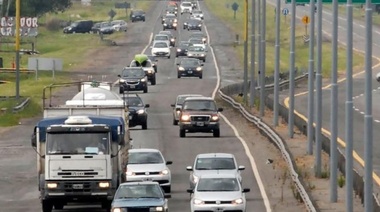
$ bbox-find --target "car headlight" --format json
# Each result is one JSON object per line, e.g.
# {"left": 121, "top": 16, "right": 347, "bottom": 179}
{"left": 232, "top": 198, "right": 244, "bottom": 204}
{"left": 173, "top": 23, "right": 177, "bottom": 26}
{"left": 174, "top": 19, "right": 178, "bottom": 22}
{"left": 188, "top": 53, "right": 193, "bottom": 56}
{"left": 193, "top": 198, "right": 204, "bottom": 205}
{"left": 177, "top": 49, "right": 181, "bottom": 52}
{"left": 112, "top": 208, "right": 122, "bottom": 212}
{"left": 148, "top": 69, "right": 153, "bottom": 73}
{"left": 181, "top": 115, "right": 190, "bottom": 121}
{"left": 137, "top": 109, "right": 145, "bottom": 114}
{"left": 184, "top": 23, "right": 188, "bottom": 25}
{"left": 154, "top": 206, "right": 164, "bottom": 211}
{"left": 126, "top": 171, "right": 135, "bottom": 176}
{"left": 211, "top": 115, "right": 219, "bottom": 121}
{"left": 132, "top": 15, "right": 135, "bottom": 17}
{"left": 164, "top": 23, "right": 167, "bottom": 26}
{"left": 141, "top": 78, "right": 146, "bottom": 82}
{"left": 119, "top": 79, "right": 126, "bottom": 83}
{"left": 171, "top": 38, "right": 175, "bottom": 41}
{"left": 192, "top": 174, "right": 199, "bottom": 183}
{"left": 200, "top": 54, "right": 205, "bottom": 57}
{"left": 196, "top": 67, "right": 202, "bottom": 71}
{"left": 179, "top": 67, "right": 185, "bottom": 71}
{"left": 198, "top": 24, "right": 202, "bottom": 27}
{"left": 160, "top": 169, "right": 169, "bottom": 175}
{"left": 47, "top": 183, "right": 58, "bottom": 189}
{"left": 202, "top": 38, "right": 206, "bottom": 41}
{"left": 99, "top": 182, "right": 110, "bottom": 188}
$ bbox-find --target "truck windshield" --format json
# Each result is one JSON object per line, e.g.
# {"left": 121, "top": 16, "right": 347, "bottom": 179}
{"left": 46, "top": 132, "right": 110, "bottom": 155}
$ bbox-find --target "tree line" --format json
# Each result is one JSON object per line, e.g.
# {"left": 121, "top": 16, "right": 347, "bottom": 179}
{"left": 1, "top": 0, "right": 71, "bottom": 17}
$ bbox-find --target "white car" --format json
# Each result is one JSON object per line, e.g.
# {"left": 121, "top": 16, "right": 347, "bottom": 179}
{"left": 191, "top": 10, "right": 204, "bottom": 20}
{"left": 186, "top": 153, "right": 245, "bottom": 188}
{"left": 111, "top": 20, "right": 127, "bottom": 32}
{"left": 153, "top": 34, "right": 171, "bottom": 47}
{"left": 187, "top": 174, "right": 250, "bottom": 212}
{"left": 126, "top": 148, "right": 173, "bottom": 193}
{"left": 180, "top": 1, "right": 193, "bottom": 14}
{"left": 188, "top": 38, "right": 206, "bottom": 50}
{"left": 151, "top": 41, "right": 171, "bottom": 58}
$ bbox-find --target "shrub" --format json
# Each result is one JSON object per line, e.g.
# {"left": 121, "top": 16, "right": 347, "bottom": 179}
{"left": 46, "top": 18, "right": 63, "bottom": 31}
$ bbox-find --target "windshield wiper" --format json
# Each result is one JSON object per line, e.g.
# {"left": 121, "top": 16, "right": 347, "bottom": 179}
{"left": 196, "top": 168, "right": 211, "bottom": 170}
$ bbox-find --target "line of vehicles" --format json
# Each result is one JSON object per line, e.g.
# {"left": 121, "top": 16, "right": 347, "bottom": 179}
{"left": 32, "top": 1, "right": 250, "bottom": 212}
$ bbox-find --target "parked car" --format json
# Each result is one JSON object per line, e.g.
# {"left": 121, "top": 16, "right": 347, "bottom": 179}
{"left": 111, "top": 20, "right": 128, "bottom": 32}
{"left": 111, "top": 182, "right": 171, "bottom": 212}
{"left": 63, "top": 20, "right": 93, "bottom": 34}
{"left": 98, "top": 22, "right": 115, "bottom": 34}
{"left": 130, "top": 9, "right": 146, "bottom": 22}
{"left": 123, "top": 94, "right": 149, "bottom": 129}
{"left": 118, "top": 67, "right": 148, "bottom": 93}
{"left": 171, "top": 94, "right": 203, "bottom": 125}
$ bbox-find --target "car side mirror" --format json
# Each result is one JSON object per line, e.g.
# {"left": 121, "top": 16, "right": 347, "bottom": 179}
{"left": 164, "top": 194, "right": 172, "bottom": 198}
{"left": 187, "top": 189, "right": 194, "bottom": 193}
{"left": 175, "top": 108, "right": 181, "bottom": 111}
{"left": 166, "top": 161, "right": 173, "bottom": 165}
{"left": 31, "top": 133, "right": 36, "bottom": 147}
{"left": 171, "top": 104, "right": 175, "bottom": 107}
{"left": 117, "top": 74, "right": 121, "bottom": 77}
{"left": 217, "top": 108, "right": 223, "bottom": 112}
{"left": 145, "top": 104, "right": 150, "bottom": 108}
{"left": 186, "top": 166, "right": 193, "bottom": 171}
{"left": 238, "top": 165, "right": 245, "bottom": 171}
{"left": 201, "top": 64, "right": 204, "bottom": 66}
{"left": 243, "top": 188, "right": 251, "bottom": 193}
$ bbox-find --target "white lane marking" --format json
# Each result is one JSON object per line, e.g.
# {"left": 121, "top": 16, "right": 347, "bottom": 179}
{"left": 352, "top": 87, "right": 380, "bottom": 123}
{"left": 198, "top": 1, "right": 272, "bottom": 211}
{"left": 141, "top": 33, "right": 153, "bottom": 54}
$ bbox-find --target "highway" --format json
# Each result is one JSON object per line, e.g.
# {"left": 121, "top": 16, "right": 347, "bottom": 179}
{"left": 0, "top": 1, "right": 270, "bottom": 211}
{"left": 265, "top": 2, "right": 380, "bottom": 179}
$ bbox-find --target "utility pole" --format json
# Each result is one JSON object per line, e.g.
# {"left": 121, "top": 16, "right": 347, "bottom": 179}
{"left": 15, "top": 0, "right": 21, "bottom": 99}
{"left": 249, "top": 0, "right": 256, "bottom": 107}
{"left": 243, "top": 0, "right": 248, "bottom": 104}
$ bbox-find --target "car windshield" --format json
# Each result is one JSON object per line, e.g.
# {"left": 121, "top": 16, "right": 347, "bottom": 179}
{"left": 180, "top": 60, "right": 199, "bottom": 66}
{"left": 179, "top": 42, "right": 190, "bottom": 48}
{"left": 183, "top": 100, "right": 217, "bottom": 111}
{"left": 121, "top": 69, "right": 145, "bottom": 77}
{"left": 182, "top": 3, "right": 192, "bottom": 7}
{"left": 128, "top": 152, "right": 164, "bottom": 164}
{"left": 115, "top": 184, "right": 163, "bottom": 199}
{"left": 188, "top": 46, "right": 205, "bottom": 52}
{"left": 195, "top": 157, "right": 236, "bottom": 170}
{"left": 189, "top": 39, "right": 203, "bottom": 44}
{"left": 124, "top": 97, "right": 143, "bottom": 107}
{"left": 165, "top": 14, "right": 176, "bottom": 19}
{"left": 197, "top": 178, "right": 240, "bottom": 192}
{"left": 193, "top": 11, "right": 202, "bottom": 14}
{"left": 154, "top": 42, "right": 168, "bottom": 48}
{"left": 155, "top": 36, "right": 168, "bottom": 41}
{"left": 101, "top": 22, "right": 112, "bottom": 27}
{"left": 133, "top": 10, "right": 144, "bottom": 15}
{"left": 166, "top": 18, "right": 175, "bottom": 23}
{"left": 189, "top": 20, "right": 200, "bottom": 24}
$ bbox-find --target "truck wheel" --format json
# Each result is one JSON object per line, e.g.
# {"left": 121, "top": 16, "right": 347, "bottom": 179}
{"left": 180, "top": 129, "right": 186, "bottom": 137}
{"left": 54, "top": 202, "right": 64, "bottom": 210}
{"left": 101, "top": 200, "right": 112, "bottom": 211}
{"left": 151, "top": 76, "right": 156, "bottom": 85}
{"left": 213, "top": 129, "right": 220, "bottom": 137}
{"left": 177, "top": 74, "right": 181, "bottom": 79}
{"left": 42, "top": 200, "right": 53, "bottom": 212}
{"left": 163, "top": 185, "right": 171, "bottom": 193}
{"left": 199, "top": 75, "right": 203, "bottom": 79}
{"left": 173, "top": 119, "right": 178, "bottom": 125}
{"left": 143, "top": 87, "right": 148, "bottom": 93}
{"left": 142, "top": 121, "right": 147, "bottom": 130}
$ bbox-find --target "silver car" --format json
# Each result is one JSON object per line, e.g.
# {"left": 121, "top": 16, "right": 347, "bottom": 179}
{"left": 171, "top": 94, "right": 203, "bottom": 125}
{"left": 186, "top": 153, "right": 245, "bottom": 189}
{"left": 126, "top": 148, "right": 173, "bottom": 193}
{"left": 187, "top": 174, "right": 250, "bottom": 212}
{"left": 187, "top": 45, "right": 207, "bottom": 62}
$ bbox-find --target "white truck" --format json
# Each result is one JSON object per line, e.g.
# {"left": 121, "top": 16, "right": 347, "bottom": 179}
{"left": 31, "top": 83, "right": 130, "bottom": 212}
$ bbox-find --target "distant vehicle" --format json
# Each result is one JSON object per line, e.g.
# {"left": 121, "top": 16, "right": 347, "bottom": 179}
{"left": 184, "top": 19, "right": 202, "bottom": 31}
{"left": 187, "top": 174, "right": 250, "bottom": 212}
{"left": 159, "top": 31, "right": 176, "bottom": 46}
{"left": 111, "top": 20, "right": 128, "bottom": 32}
{"left": 165, "top": 7, "right": 178, "bottom": 16}
{"left": 188, "top": 38, "right": 206, "bottom": 49}
{"left": 186, "top": 45, "right": 207, "bottom": 62}
{"left": 98, "top": 22, "right": 115, "bottom": 34}
{"left": 126, "top": 149, "right": 173, "bottom": 193}
{"left": 177, "top": 96, "right": 223, "bottom": 137}
{"left": 130, "top": 9, "right": 146, "bottom": 22}
{"left": 189, "top": 32, "right": 207, "bottom": 43}
{"left": 163, "top": 18, "right": 178, "bottom": 30}
{"left": 176, "top": 58, "right": 203, "bottom": 79}
{"left": 153, "top": 34, "right": 171, "bottom": 47}
{"left": 186, "top": 153, "right": 245, "bottom": 189}
{"left": 191, "top": 10, "right": 204, "bottom": 19}
{"left": 123, "top": 94, "right": 149, "bottom": 129}
{"left": 161, "top": 14, "right": 177, "bottom": 24}
{"left": 190, "top": 1, "right": 197, "bottom": 9}
{"left": 180, "top": 1, "right": 193, "bottom": 14}
{"left": 118, "top": 67, "right": 148, "bottom": 93}
{"left": 171, "top": 94, "right": 203, "bottom": 125}
{"left": 130, "top": 54, "right": 157, "bottom": 85}
{"left": 176, "top": 41, "right": 193, "bottom": 57}
{"left": 63, "top": 20, "right": 93, "bottom": 34}
{"left": 151, "top": 41, "right": 171, "bottom": 59}
{"left": 147, "top": 55, "right": 158, "bottom": 72}
{"left": 111, "top": 182, "right": 171, "bottom": 212}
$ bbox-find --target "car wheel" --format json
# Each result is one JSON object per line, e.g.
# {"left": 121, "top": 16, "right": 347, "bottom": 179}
{"left": 176, "top": 54, "right": 178, "bottom": 58}
{"left": 119, "top": 86, "right": 124, "bottom": 94}
{"left": 203, "top": 59, "right": 206, "bottom": 62}
{"left": 168, "top": 55, "right": 171, "bottom": 59}
{"left": 177, "top": 74, "right": 181, "bottom": 79}
{"left": 213, "top": 129, "right": 220, "bottom": 137}
{"left": 42, "top": 200, "right": 53, "bottom": 212}
{"left": 143, "top": 19, "right": 145, "bottom": 22}
{"left": 143, "top": 87, "right": 148, "bottom": 93}
{"left": 199, "top": 75, "right": 202, "bottom": 79}
{"left": 151, "top": 75, "right": 156, "bottom": 85}
{"left": 173, "top": 119, "right": 178, "bottom": 125}
{"left": 180, "top": 129, "right": 186, "bottom": 137}
{"left": 142, "top": 121, "right": 147, "bottom": 130}
{"left": 163, "top": 185, "right": 171, "bottom": 193}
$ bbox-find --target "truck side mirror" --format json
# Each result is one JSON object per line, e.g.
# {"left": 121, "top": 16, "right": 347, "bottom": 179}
{"left": 117, "top": 74, "right": 121, "bottom": 77}
{"left": 119, "top": 137, "right": 125, "bottom": 146}
{"left": 31, "top": 134, "right": 36, "bottom": 147}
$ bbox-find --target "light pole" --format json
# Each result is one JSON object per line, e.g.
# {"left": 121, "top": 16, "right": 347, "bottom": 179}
{"left": 15, "top": 0, "right": 21, "bottom": 100}
{"left": 243, "top": 0, "right": 248, "bottom": 104}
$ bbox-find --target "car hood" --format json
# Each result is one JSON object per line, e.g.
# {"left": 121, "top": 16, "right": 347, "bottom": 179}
{"left": 187, "top": 51, "right": 206, "bottom": 55}
{"left": 180, "top": 65, "right": 199, "bottom": 69}
{"left": 152, "top": 47, "right": 170, "bottom": 52}
{"left": 182, "top": 111, "right": 217, "bottom": 115}
{"left": 193, "top": 169, "right": 239, "bottom": 178}
{"left": 112, "top": 198, "right": 165, "bottom": 208}
{"left": 127, "top": 163, "right": 167, "bottom": 172}
{"left": 194, "top": 191, "right": 243, "bottom": 201}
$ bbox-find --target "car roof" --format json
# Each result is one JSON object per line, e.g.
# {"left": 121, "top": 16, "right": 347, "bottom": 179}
{"left": 199, "top": 173, "right": 239, "bottom": 179}
{"left": 129, "top": 148, "right": 162, "bottom": 153}
{"left": 119, "top": 181, "right": 160, "bottom": 186}
{"left": 159, "top": 31, "right": 172, "bottom": 35}
{"left": 196, "top": 153, "right": 235, "bottom": 158}
{"left": 184, "top": 96, "right": 214, "bottom": 101}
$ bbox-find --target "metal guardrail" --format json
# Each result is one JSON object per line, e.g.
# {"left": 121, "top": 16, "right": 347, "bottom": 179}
{"left": 218, "top": 89, "right": 317, "bottom": 212}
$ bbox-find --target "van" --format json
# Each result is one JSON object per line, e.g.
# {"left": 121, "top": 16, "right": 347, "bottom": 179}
{"left": 63, "top": 20, "right": 94, "bottom": 34}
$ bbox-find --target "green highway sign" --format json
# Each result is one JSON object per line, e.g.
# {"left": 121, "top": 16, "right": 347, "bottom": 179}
{"left": 285, "top": 0, "right": 380, "bottom": 3}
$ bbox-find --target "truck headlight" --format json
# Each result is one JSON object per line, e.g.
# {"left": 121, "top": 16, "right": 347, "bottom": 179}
{"left": 99, "top": 182, "right": 110, "bottom": 188}
{"left": 47, "top": 183, "right": 58, "bottom": 189}
{"left": 200, "top": 54, "right": 205, "bottom": 57}
{"left": 198, "top": 24, "right": 202, "bottom": 27}
{"left": 193, "top": 198, "right": 204, "bottom": 205}
{"left": 173, "top": 23, "right": 177, "bottom": 26}
{"left": 160, "top": 169, "right": 169, "bottom": 175}
{"left": 188, "top": 53, "right": 193, "bottom": 56}
{"left": 164, "top": 23, "right": 167, "bottom": 26}
{"left": 211, "top": 115, "right": 219, "bottom": 121}
{"left": 154, "top": 206, "right": 164, "bottom": 211}
{"left": 112, "top": 208, "right": 122, "bottom": 212}
{"left": 181, "top": 115, "right": 190, "bottom": 121}
{"left": 137, "top": 109, "right": 145, "bottom": 114}
{"left": 232, "top": 198, "right": 244, "bottom": 204}
{"left": 178, "top": 67, "right": 185, "bottom": 71}
{"left": 171, "top": 38, "right": 175, "bottom": 42}
{"left": 196, "top": 67, "right": 202, "bottom": 71}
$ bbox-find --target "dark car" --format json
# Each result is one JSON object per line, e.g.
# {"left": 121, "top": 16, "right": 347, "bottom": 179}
{"left": 130, "top": 10, "right": 146, "bottom": 22}
{"left": 189, "top": 32, "right": 207, "bottom": 43}
{"left": 147, "top": 55, "right": 158, "bottom": 72}
{"left": 161, "top": 14, "right": 177, "bottom": 24}
{"left": 163, "top": 18, "right": 178, "bottom": 30}
{"left": 63, "top": 20, "right": 93, "bottom": 34}
{"left": 93, "top": 22, "right": 114, "bottom": 34}
{"left": 91, "top": 22, "right": 102, "bottom": 34}
{"left": 123, "top": 94, "right": 149, "bottom": 129}
{"left": 177, "top": 58, "right": 203, "bottom": 79}
{"left": 118, "top": 67, "right": 148, "bottom": 93}
{"left": 159, "top": 30, "right": 176, "bottom": 47}
{"left": 176, "top": 41, "right": 193, "bottom": 57}
{"left": 177, "top": 97, "right": 223, "bottom": 137}
{"left": 184, "top": 19, "right": 202, "bottom": 31}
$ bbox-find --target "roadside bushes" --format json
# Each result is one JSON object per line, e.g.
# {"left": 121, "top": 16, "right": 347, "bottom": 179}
{"left": 46, "top": 18, "right": 69, "bottom": 31}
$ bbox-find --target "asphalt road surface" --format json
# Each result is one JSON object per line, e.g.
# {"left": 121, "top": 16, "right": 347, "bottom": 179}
{"left": 267, "top": 2, "right": 380, "bottom": 177}
{"left": 0, "top": 1, "right": 268, "bottom": 212}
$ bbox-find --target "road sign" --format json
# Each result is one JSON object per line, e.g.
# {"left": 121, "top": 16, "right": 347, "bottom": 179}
{"left": 115, "top": 2, "right": 130, "bottom": 9}
{"left": 282, "top": 8, "right": 289, "bottom": 16}
{"left": 286, "top": 0, "right": 380, "bottom": 3}
{"left": 232, "top": 2, "right": 239, "bottom": 11}
{"left": 302, "top": 15, "right": 310, "bottom": 24}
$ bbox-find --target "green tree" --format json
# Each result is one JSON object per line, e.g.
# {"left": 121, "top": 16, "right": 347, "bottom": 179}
{"left": 2, "top": 0, "right": 72, "bottom": 17}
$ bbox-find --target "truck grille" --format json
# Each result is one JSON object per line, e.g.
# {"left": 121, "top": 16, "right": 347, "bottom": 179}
{"left": 126, "top": 208, "right": 150, "bottom": 212}
{"left": 127, "top": 81, "right": 139, "bottom": 85}
{"left": 191, "top": 116, "right": 210, "bottom": 122}
{"left": 58, "top": 169, "right": 98, "bottom": 178}
{"left": 64, "top": 182, "right": 92, "bottom": 192}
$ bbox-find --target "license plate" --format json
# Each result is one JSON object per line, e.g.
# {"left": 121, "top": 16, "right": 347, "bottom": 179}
{"left": 130, "top": 85, "right": 135, "bottom": 88}
{"left": 144, "top": 178, "right": 152, "bottom": 181}
{"left": 188, "top": 71, "right": 193, "bottom": 74}
{"left": 72, "top": 184, "right": 83, "bottom": 189}
{"left": 196, "top": 122, "right": 204, "bottom": 126}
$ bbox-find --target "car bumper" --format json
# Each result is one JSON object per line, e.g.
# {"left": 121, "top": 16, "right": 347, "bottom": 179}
{"left": 128, "top": 113, "right": 147, "bottom": 126}
{"left": 180, "top": 121, "right": 219, "bottom": 132}
{"left": 126, "top": 175, "right": 171, "bottom": 187}
{"left": 121, "top": 82, "right": 147, "bottom": 91}
{"left": 191, "top": 203, "right": 246, "bottom": 212}
{"left": 176, "top": 51, "right": 187, "bottom": 56}
{"left": 187, "top": 26, "right": 201, "bottom": 30}
{"left": 131, "top": 16, "right": 145, "bottom": 21}
{"left": 153, "top": 52, "right": 170, "bottom": 57}
{"left": 163, "top": 25, "right": 177, "bottom": 29}
{"left": 187, "top": 55, "right": 206, "bottom": 60}
{"left": 178, "top": 70, "right": 202, "bottom": 77}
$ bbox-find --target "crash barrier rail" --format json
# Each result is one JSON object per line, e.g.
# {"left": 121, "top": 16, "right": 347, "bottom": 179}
{"left": 0, "top": 68, "right": 34, "bottom": 73}
{"left": 218, "top": 87, "right": 317, "bottom": 212}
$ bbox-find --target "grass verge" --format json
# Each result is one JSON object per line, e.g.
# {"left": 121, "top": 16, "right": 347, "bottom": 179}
{"left": 204, "top": 0, "right": 364, "bottom": 77}
{"left": 324, "top": 4, "right": 380, "bottom": 26}
{"left": 0, "top": 1, "right": 152, "bottom": 126}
